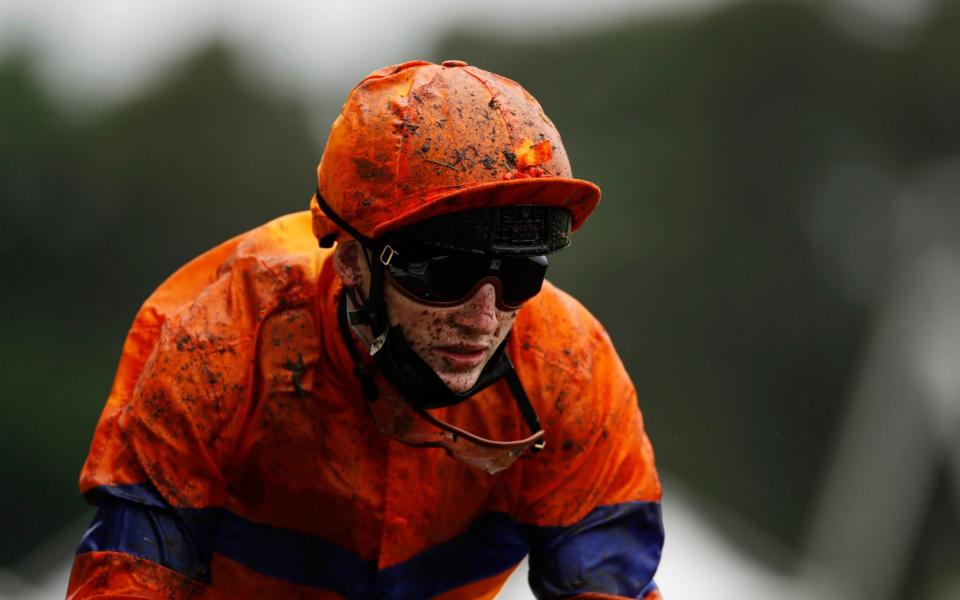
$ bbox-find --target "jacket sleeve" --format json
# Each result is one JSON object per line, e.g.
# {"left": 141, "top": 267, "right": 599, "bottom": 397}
{"left": 69, "top": 247, "right": 267, "bottom": 598}
{"left": 513, "top": 290, "right": 664, "bottom": 600}
{"left": 68, "top": 493, "right": 214, "bottom": 599}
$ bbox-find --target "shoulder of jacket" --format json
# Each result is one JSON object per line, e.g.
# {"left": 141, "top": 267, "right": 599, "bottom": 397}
{"left": 149, "top": 212, "right": 326, "bottom": 320}
{"left": 221, "top": 211, "right": 327, "bottom": 302}
{"left": 510, "top": 280, "right": 613, "bottom": 378}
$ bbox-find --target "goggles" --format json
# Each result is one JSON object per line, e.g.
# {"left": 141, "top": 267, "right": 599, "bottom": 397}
{"left": 364, "top": 378, "right": 546, "bottom": 475}
{"left": 379, "top": 245, "right": 548, "bottom": 311}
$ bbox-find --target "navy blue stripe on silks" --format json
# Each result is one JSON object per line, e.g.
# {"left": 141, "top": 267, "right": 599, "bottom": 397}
{"left": 214, "top": 508, "right": 376, "bottom": 598}
{"left": 81, "top": 485, "right": 660, "bottom": 598}
{"left": 374, "top": 511, "right": 528, "bottom": 600}
{"left": 525, "top": 501, "right": 664, "bottom": 599}
{"left": 79, "top": 484, "right": 527, "bottom": 598}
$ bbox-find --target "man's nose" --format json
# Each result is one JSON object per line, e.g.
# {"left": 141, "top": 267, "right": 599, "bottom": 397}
{"left": 452, "top": 283, "right": 499, "bottom": 334}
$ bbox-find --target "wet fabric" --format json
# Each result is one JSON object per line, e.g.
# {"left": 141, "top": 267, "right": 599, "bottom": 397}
{"left": 68, "top": 211, "right": 663, "bottom": 599}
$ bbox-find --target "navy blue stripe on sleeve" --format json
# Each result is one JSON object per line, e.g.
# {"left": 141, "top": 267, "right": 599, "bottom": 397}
{"left": 525, "top": 501, "right": 664, "bottom": 599}
{"left": 77, "top": 492, "right": 217, "bottom": 582}
{"left": 640, "top": 581, "right": 660, "bottom": 598}
{"left": 80, "top": 483, "right": 376, "bottom": 594}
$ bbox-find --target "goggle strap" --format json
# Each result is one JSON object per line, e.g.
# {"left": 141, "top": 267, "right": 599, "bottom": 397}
{"left": 347, "top": 307, "right": 369, "bottom": 326}
{"left": 503, "top": 356, "right": 545, "bottom": 441}
{"left": 316, "top": 189, "right": 390, "bottom": 335}
{"left": 344, "top": 285, "right": 370, "bottom": 326}
{"left": 365, "top": 246, "right": 389, "bottom": 338}
{"left": 314, "top": 190, "right": 375, "bottom": 248}
{"left": 337, "top": 288, "right": 380, "bottom": 401}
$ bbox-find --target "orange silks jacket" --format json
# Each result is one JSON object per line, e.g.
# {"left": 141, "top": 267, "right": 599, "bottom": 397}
{"left": 68, "top": 212, "right": 663, "bottom": 600}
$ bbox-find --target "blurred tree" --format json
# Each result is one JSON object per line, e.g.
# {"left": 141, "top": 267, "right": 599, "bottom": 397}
{"left": 0, "top": 53, "right": 98, "bottom": 564}
{"left": 0, "top": 42, "right": 321, "bottom": 565}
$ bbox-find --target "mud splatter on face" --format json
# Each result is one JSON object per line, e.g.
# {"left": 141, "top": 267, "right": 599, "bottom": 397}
{"left": 383, "top": 280, "right": 519, "bottom": 393}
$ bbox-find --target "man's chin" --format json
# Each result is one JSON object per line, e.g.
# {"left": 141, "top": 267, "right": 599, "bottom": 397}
{"left": 438, "top": 370, "right": 483, "bottom": 394}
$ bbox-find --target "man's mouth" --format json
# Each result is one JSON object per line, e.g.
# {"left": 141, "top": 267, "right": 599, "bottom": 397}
{"left": 435, "top": 344, "right": 489, "bottom": 370}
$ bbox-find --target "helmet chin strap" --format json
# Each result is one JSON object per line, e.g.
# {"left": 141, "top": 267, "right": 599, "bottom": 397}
{"left": 344, "top": 245, "right": 383, "bottom": 327}
{"left": 338, "top": 283, "right": 541, "bottom": 437}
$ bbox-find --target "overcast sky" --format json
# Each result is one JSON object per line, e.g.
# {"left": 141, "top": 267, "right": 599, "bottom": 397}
{"left": 0, "top": 0, "right": 723, "bottom": 103}
{"left": 0, "top": 0, "right": 932, "bottom": 108}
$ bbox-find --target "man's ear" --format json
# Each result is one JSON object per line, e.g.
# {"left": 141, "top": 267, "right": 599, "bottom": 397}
{"left": 333, "top": 240, "right": 365, "bottom": 287}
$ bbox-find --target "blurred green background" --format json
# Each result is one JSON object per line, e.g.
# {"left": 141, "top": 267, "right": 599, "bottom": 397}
{"left": 2, "top": 0, "right": 959, "bottom": 598}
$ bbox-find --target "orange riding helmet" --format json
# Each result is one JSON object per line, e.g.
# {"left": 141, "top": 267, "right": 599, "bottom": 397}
{"left": 310, "top": 59, "right": 601, "bottom": 247}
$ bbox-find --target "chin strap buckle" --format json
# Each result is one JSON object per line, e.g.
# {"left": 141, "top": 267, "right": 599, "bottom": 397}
{"left": 369, "top": 331, "right": 388, "bottom": 356}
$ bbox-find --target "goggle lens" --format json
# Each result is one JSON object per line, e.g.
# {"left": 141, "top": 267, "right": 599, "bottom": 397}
{"left": 383, "top": 248, "right": 548, "bottom": 310}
